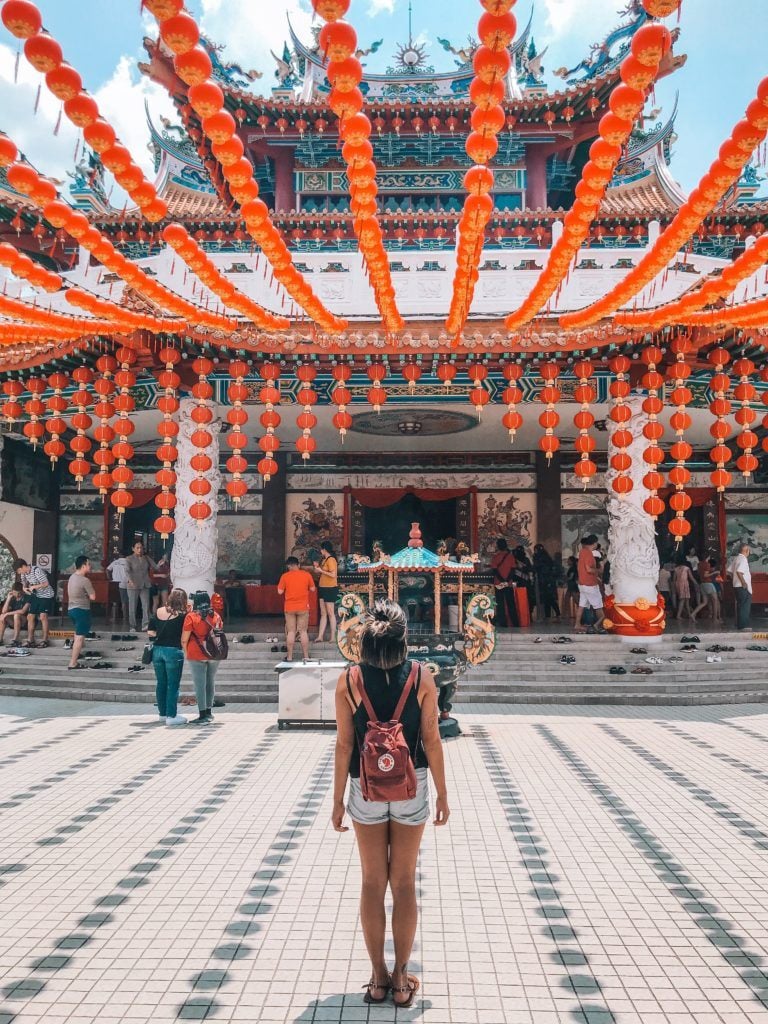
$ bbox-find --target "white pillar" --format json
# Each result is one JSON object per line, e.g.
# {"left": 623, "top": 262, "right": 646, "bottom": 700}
{"left": 170, "top": 397, "right": 221, "bottom": 597}
{"left": 605, "top": 395, "right": 665, "bottom": 639}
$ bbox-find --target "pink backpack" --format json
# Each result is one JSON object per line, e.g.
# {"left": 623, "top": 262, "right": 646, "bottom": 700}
{"left": 352, "top": 663, "right": 419, "bottom": 803}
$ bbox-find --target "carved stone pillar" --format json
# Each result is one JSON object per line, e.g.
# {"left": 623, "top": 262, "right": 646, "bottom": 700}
{"left": 170, "top": 398, "right": 221, "bottom": 597}
{"left": 605, "top": 395, "right": 665, "bottom": 638}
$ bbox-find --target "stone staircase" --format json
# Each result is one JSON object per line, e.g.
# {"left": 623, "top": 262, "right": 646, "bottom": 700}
{"left": 0, "top": 630, "right": 767, "bottom": 706}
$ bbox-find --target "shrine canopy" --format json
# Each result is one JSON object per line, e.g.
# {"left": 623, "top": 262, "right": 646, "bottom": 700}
{"left": 360, "top": 547, "right": 475, "bottom": 573}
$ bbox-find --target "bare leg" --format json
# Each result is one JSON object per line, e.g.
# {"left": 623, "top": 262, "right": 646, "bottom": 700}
{"left": 299, "top": 628, "right": 310, "bottom": 660}
{"left": 711, "top": 593, "right": 721, "bottom": 622}
{"left": 315, "top": 604, "right": 327, "bottom": 643}
{"left": 327, "top": 601, "right": 337, "bottom": 642}
{"left": 39, "top": 612, "right": 49, "bottom": 643}
{"left": 691, "top": 597, "right": 708, "bottom": 621}
{"left": 389, "top": 820, "right": 427, "bottom": 1006}
{"left": 285, "top": 628, "right": 296, "bottom": 661}
{"left": 352, "top": 820, "right": 390, "bottom": 998}
{"left": 11, "top": 612, "right": 22, "bottom": 643}
{"left": 26, "top": 612, "right": 36, "bottom": 644}
{"left": 594, "top": 608, "right": 605, "bottom": 629}
{"left": 68, "top": 634, "right": 85, "bottom": 669}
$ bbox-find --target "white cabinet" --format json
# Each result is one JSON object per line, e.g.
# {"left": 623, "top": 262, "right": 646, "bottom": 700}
{"left": 276, "top": 661, "right": 347, "bottom": 729}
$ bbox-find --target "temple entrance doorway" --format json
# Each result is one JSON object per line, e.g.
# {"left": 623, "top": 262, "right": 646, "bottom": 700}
{"left": 364, "top": 492, "right": 458, "bottom": 555}
{"left": 122, "top": 500, "right": 172, "bottom": 564}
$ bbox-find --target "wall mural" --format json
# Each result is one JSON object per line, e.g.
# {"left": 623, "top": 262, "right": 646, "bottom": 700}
{"left": 216, "top": 515, "right": 263, "bottom": 577}
{"left": 287, "top": 494, "right": 344, "bottom": 562}
{"left": 726, "top": 514, "right": 768, "bottom": 573}
{"left": 477, "top": 493, "right": 535, "bottom": 559}
{"left": 0, "top": 533, "right": 17, "bottom": 597}
{"left": 58, "top": 514, "right": 104, "bottom": 573}
{"left": 562, "top": 511, "right": 609, "bottom": 559}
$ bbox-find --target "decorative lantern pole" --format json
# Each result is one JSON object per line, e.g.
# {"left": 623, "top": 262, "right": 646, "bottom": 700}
{"left": 225, "top": 358, "right": 250, "bottom": 505}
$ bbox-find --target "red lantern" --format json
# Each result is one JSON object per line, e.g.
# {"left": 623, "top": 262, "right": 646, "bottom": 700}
{"left": 608, "top": 355, "right": 633, "bottom": 497}
{"left": 501, "top": 362, "right": 523, "bottom": 443}
{"left": 708, "top": 348, "right": 732, "bottom": 493}
{"left": 225, "top": 358, "right": 250, "bottom": 505}
{"left": 640, "top": 345, "right": 665, "bottom": 517}
{"left": 295, "top": 363, "right": 318, "bottom": 463}
{"left": 437, "top": 361, "right": 457, "bottom": 390}
{"left": 402, "top": 362, "right": 421, "bottom": 394}
{"left": 1, "top": 379, "right": 23, "bottom": 424}
{"left": 153, "top": 347, "right": 180, "bottom": 537}
{"left": 257, "top": 361, "right": 281, "bottom": 481}
{"left": 331, "top": 364, "right": 353, "bottom": 439}
{"left": 733, "top": 357, "right": 757, "bottom": 478}
{"left": 22, "top": 376, "right": 46, "bottom": 449}
{"left": 665, "top": 337, "right": 695, "bottom": 540}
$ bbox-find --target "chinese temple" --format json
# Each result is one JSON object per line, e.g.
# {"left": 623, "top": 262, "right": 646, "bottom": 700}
{"left": 0, "top": 0, "right": 767, "bottom": 638}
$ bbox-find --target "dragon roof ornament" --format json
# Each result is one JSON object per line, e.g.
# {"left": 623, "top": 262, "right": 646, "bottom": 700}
{"left": 554, "top": 0, "right": 650, "bottom": 84}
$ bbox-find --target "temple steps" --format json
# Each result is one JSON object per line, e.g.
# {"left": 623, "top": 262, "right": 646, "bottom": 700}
{"left": 0, "top": 631, "right": 765, "bottom": 706}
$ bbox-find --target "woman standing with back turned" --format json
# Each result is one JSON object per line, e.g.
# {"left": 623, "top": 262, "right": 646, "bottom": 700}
{"left": 333, "top": 599, "right": 449, "bottom": 1008}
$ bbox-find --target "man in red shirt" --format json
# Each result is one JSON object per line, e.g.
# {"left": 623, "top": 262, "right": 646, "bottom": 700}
{"left": 277, "top": 556, "right": 316, "bottom": 661}
{"left": 575, "top": 534, "right": 605, "bottom": 633}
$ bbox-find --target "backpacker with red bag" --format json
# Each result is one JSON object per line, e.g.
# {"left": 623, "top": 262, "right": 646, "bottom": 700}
{"left": 351, "top": 662, "right": 419, "bottom": 802}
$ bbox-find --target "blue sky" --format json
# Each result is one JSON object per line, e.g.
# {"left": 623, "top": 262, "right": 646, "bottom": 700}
{"left": 1, "top": 0, "right": 766, "bottom": 197}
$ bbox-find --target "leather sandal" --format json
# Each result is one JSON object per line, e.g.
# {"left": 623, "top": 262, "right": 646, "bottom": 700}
{"left": 362, "top": 973, "right": 390, "bottom": 1005}
{"left": 392, "top": 974, "right": 420, "bottom": 1008}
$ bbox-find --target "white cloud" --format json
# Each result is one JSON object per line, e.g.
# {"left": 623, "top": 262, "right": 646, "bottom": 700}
{"left": 368, "top": 0, "right": 396, "bottom": 14}
{"left": 199, "top": 0, "right": 314, "bottom": 95}
{"left": 540, "top": 0, "right": 620, "bottom": 38}
{"left": 0, "top": 42, "right": 177, "bottom": 206}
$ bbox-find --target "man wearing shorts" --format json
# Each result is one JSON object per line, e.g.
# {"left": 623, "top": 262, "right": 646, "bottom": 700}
{"left": 67, "top": 556, "right": 95, "bottom": 669}
{"left": 277, "top": 556, "right": 316, "bottom": 662}
{"left": 575, "top": 534, "right": 605, "bottom": 633}
{"left": 15, "top": 558, "right": 55, "bottom": 648}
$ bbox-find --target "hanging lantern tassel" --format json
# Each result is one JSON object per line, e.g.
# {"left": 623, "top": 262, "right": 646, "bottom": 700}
{"left": 295, "top": 362, "right": 318, "bottom": 464}
{"left": 733, "top": 357, "right": 759, "bottom": 478}
{"left": 640, "top": 344, "right": 666, "bottom": 520}
{"left": 707, "top": 347, "right": 733, "bottom": 495}
{"left": 68, "top": 366, "right": 94, "bottom": 491}
{"left": 190, "top": 356, "right": 214, "bottom": 525}
{"left": 44, "top": 370, "right": 70, "bottom": 468}
{"left": 226, "top": 359, "right": 251, "bottom": 506}
{"left": 667, "top": 337, "right": 694, "bottom": 543}
{"left": 154, "top": 346, "right": 181, "bottom": 538}
{"left": 608, "top": 355, "right": 633, "bottom": 498}
{"left": 331, "top": 363, "right": 353, "bottom": 442}
{"left": 110, "top": 347, "right": 138, "bottom": 515}
{"left": 367, "top": 363, "right": 387, "bottom": 414}
{"left": 538, "top": 361, "right": 560, "bottom": 462}
{"left": 257, "top": 360, "right": 281, "bottom": 483}
{"left": 572, "top": 359, "right": 597, "bottom": 489}
{"left": 468, "top": 362, "right": 490, "bottom": 420}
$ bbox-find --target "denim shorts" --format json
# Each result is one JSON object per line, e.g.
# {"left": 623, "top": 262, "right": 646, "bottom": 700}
{"left": 347, "top": 767, "right": 429, "bottom": 826}
{"left": 69, "top": 607, "right": 92, "bottom": 637}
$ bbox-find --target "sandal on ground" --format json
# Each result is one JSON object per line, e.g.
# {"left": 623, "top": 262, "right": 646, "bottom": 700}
{"left": 609, "top": 666, "right": 627, "bottom": 675}
{"left": 67, "top": 663, "right": 85, "bottom": 670}
{"left": 392, "top": 974, "right": 420, "bottom": 1008}
{"left": 681, "top": 635, "right": 700, "bottom": 644}
{"left": 362, "top": 973, "right": 391, "bottom": 1005}
{"left": 632, "top": 666, "right": 653, "bottom": 675}
{"left": 630, "top": 647, "right": 647, "bottom": 655}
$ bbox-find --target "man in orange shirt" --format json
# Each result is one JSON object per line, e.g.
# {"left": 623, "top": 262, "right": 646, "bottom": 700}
{"left": 277, "top": 556, "right": 317, "bottom": 661}
{"left": 575, "top": 534, "right": 605, "bottom": 633}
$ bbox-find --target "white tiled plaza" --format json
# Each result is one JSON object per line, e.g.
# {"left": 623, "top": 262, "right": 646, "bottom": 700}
{"left": 3, "top": 697, "right": 768, "bottom": 1024}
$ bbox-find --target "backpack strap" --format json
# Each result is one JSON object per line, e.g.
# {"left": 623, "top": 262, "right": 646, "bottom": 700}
{"left": 345, "top": 665, "right": 359, "bottom": 709}
{"left": 352, "top": 665, "right": 379, "bottom": 724}
{"left": 392, "top": 661, "right": 419, "bottom": 723}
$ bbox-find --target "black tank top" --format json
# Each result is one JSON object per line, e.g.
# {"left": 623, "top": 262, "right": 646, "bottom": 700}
{"left": 347, "top": 660, "right": 428, "bottom": 779}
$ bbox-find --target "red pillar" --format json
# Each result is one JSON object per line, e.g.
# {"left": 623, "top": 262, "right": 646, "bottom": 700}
{"left": 272, "top": 147, "right": 296, "bottom": 214}
{"left": 525, "top": 144, "right": 548, "bottom": 211}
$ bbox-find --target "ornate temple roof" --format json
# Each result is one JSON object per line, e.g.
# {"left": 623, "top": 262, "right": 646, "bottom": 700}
{"left": 146, "top": 106, "right": 229, "bottom": 219}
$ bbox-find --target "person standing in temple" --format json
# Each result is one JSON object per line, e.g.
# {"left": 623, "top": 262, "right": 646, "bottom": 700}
{"left": 489, "top": 538, "right": 519, "bottom": 628}
{"left": 149, "top": 587, "right": 188, "bottom": 726}
{"left": 107, "top": 553, "right": 130, "bottom": 626}
{"left": 574, "top": 535, "right": 605, "bottom": 633}
{"left": 66, "top": 556, "right": 95, "bottom": 670}
{"left": 15, "top": 557, "right": 55, "bottom": 648}
{"left": 278, "top": 556, "right": 316, "bottom": 661}
{"left": 125, "top": 540, "right": 157, "bottom": 633}
{"left": 533, "top": 543, "right": 560, "bottom": 621}
{"left": 314, "top": 541, "right": 339, "bottom": 644}
{"left": 731, "top": 543, "right": 752, "bottom": 632}
{"left": 182, "top": 591, "right": 224, "bottom": 725}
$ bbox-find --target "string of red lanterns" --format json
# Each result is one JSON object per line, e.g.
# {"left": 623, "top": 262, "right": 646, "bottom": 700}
{"left": 3, "top": 0, "right": 168, "bottom": 222}
{"left": 162, "top": 224, "right": 289, "bottom": 331}
{"left": 68, "top": 365, "right": 93, "bottom": 487}
{"left": 367, "top": 363, "right": 387, "bottom": 413}
{"left": 506, "top": 22, "right": 671, "bottom": 330}
{"left": 572, "top": 360, "right": 597, "bottom": 487}
{"left": 562, "top": 75, "right": 768, "bottom": 329}
{"left": 501, "top": 362, "right": 523, "bottom": 443}
{"left": 0, "top": 240, "right": 61, "bottom": 292}
{"left": 733, "top": 358, "right": 759, "bottom": 479}
{"left": 154, "top": 346, "right": 180, "bottom": 537}
{"left": 43, "top": 370, "right": 68, "bottom": 467}
{"left": 188, "top": 356, "right": 215, "bottom": 522}
{"left": 311, "top": 1, "right": 403, "bottom": 333}
{"left": 468, "top": 362, "right": 490, "bottom": 418}
{"left": 608, "top": 354, "right": 633, "bottom": 497}
{"left": 666, "top": 337, "right": 694, "bottom": 543}
{"left": 295, "top": 363, "right": 318, "bottom": 463}
{"left": 22, "top": 374, "right": 45, "bottom": 449}
{"left": 92, "top": 354, "right": 117, "bottom": 498}
{"left": 1, "top": 379, "right": 24, "bottom": 426}
{"left": 537, "top": 361, "right": 560, "bottom": 462}
{"left": 257, "top": 361, "right": 281, "bottom": 482}
{"left": 225, "top": 359, "right": 250, "bottom": 506}
{"left": 110, "top": 346, "right": 137, "bottom": 514}
{"left": 446, "top": 0, "right": 517, "bottom": 336}
{"left": 142, "top": 0, "right": 347, "bottom": 333}
{"left": 640, "top": 344, "right": 666, "bottom": 520}
{"left": 332, "top": 363, "right": 353, "bottom": 440}
{"left": 707, "top": 347, "right": 733, "bottom": 495}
